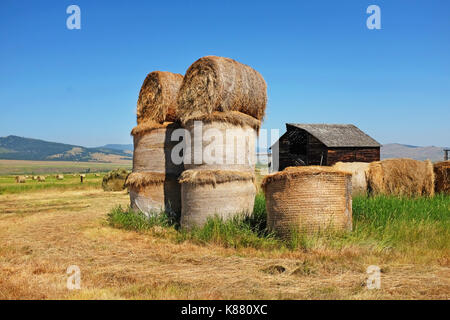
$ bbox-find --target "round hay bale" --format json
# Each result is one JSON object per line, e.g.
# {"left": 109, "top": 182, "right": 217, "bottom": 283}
{"left": 434, "top": 161, "right": 450, "bottom": 194}
{"left": 332, "top": 162, "right": 369, "bottom": 196}
{"left": 56, "top": 174, "right": 64, "bottom": 180}
{"left": 177, "top": 56, "right": 267, "bottom": 124}
{"left": 37, "top": 176, "right": 45, "bottom": 182}
{"left": 126, "top": 172, "right": 181, "bottom": 217}
{"left": 261, "top": 166, "right": 352, "bottom": 238}
{"left": 183, "top": 119, "right": 257, "bottom": 172}
{"left": 137, "top": 71, "right": 183, "bottom": 124}
{"left": 367, "top": 158, "right": 435, "bottom": 197}
{"left": 179, "top": 170, "right": 256, "bottom": 229}
{"left": 102, "top": 169, "right": 130, "bottom": 191}
{"left": 15, "top": 176, "right": 26, "bottom": 183}
{"left": 131, "top": 121, "right": 184, "bottom": 175}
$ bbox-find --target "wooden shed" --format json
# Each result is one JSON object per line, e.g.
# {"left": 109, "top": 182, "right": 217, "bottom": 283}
{"left": 271, "top": 124, "right": 380, "bottom": 170}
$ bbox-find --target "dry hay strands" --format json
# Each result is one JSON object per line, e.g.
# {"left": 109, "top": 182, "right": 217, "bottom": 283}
{"left": 131, "top": 121, "right": 184, "bottom": 175}
{"left": 433, "top": 161, "right": 450, "bottom": 194}
{"left": 183, "top": 117, "right": 257, "bottom": 172}
{"left": 102, "top": 169, "right": 130, "bottom": 191}
{"left": 262, "top": 166, "right": 353, "bottom": 238}
{"left": 332, "top": 162, "right": 369, "bottom": 196}
{"left": 367, "top": 158, "right": 435, "bottom": 197}
{"left": 179, "top": 169, "right": 256, "bottom": 229}
{"left": 137, "top": 71, "right": 183, "bottom": 124}
{"left": 177, "top": 56, "right": 267, "bottom": 123}
{"left": 126, "top": 172, "right": 181, "bottom": 216}
{"left": 182, "top": 111, "right": 261, "bottom": 132}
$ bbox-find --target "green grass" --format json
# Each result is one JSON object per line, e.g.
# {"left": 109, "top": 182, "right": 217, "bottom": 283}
{"left": 107, "top": 193, "right": 450, "bottom": 253}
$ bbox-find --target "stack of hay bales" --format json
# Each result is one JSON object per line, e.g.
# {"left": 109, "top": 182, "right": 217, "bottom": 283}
{"left": 177, "top": 56, "right": 267, "bottom": 228}
{"left": 332, "top": 162, "right": 369, "bottom": 196}
{"left": 125, "top": 71, "right": 184, "bottom": 216}
{"left": 102, "top": 169, "right": 129, "bottom": 191}
{"left": 366, "top": 158, "right": 435, "bottom": 197}
{"left": 433, "top": 161, "right": 450, "bottom": 194}
{"left": 262, "top": 166, "right": 353, "bottom": 238}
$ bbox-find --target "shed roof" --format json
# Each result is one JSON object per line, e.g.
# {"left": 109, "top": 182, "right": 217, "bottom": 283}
{"left": 286, "top": 123, "right": 380, "bottom": 147}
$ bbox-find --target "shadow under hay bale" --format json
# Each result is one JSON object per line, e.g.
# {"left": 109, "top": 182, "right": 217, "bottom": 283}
{"left": 102, "top": 169, "right": 130, "bottom": 191}
{"left": 367, "top": 158, "right": 435, "bottom": 197}
{"left": 262, "top": 166, "right": 353, "bottom": 238}
{"left": 126, "top": 172, "right": 181, "bottom": 218}
{"left": 434, "top": 161, "right": 450, "bottom": 194}
{"left": 137, "top": 71, "right": 183, "bottom": 124}
{"left": 332, "top": 162, "right": 369, "bottom": 196}
{"left": 183, "top": 118, "right": 257, "bottom": 172}
{"left": 179, "top": 169, "right": 256, "bottom": 229}
{"left": 177, "top": 56, "right": 267, "bottom": 123}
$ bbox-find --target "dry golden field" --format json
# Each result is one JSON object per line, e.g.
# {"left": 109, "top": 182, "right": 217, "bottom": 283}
{"left": 0, "top": 184, "right": 449, "bottom": 300}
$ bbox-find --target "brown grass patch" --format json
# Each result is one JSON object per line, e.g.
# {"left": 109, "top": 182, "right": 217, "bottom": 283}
{"left": 179, "top": 169, "right": 255, "bottom": 186}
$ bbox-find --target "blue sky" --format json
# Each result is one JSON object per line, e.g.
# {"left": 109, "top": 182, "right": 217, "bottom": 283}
{"left": 1, "top": 0, "right": 449, "bottom": 147}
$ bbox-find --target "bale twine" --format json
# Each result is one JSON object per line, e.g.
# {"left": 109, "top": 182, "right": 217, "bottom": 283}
{"left": 332, "top": 162, "right": 369, "bottom": 196}
{"left": 367, "top": 158, "right": 435, "bottom": 197}
{"left": 433, "top": 161, "right": 450, "bottom": 194}
{"left": 261, "top": 166, "right": 352, "bottom": 238}
{"left": 177, "top": 56, "right": 267, "bottom": 124}
{"left": 137, "top": 71, "right": 183, "bottom": 124}
{"left": 183, "top": 118, "right": 257, "bottom": 172}
{"left": 131, "top": 121, "right": 184, "bottom": 175}
{"left": 126, "top": 172, "right": 181, "bottom": 217}
{"left": 102, "top": 169, "right": 129, "bottom": 191}
{"left": 179, "top": 170, "right": 256, "bottom": 229}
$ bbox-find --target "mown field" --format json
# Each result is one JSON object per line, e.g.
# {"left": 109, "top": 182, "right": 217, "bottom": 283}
{"left": 0, "top": 173, "right": 448, "bottom": 299}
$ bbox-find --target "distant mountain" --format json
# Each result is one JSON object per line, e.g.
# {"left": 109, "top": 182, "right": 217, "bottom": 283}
{"left": 381, "top": 143, "right": 448, "bottom": 162}
{"left": 99, "top": 144, "right": 133, "bottom": 152}
{"left": 0, "top": 135, "right": 132, "bottom": 163}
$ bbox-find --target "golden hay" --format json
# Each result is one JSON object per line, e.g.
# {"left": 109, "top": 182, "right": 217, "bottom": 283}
{"left": 136, "top": 71, "right": 183, "bottom": 124}
{"left": 131, "top": 120, "right": 179, "bottom": 137}
{"left": 434, "top": 161, "right": 450, "bottom": 194}
{"left": 332, "top": 162, "right": 369, "bottom": 195}
{"left": 261, "top": 166, "right": 351, "bottom": 192}
{"left": 182, "top": 111, "right": 261, "bottom": 132}
{"left": 125, "top": 172, "right": 168, "bottom": 188}
{"left": 102, "top": 169, "right": 129, "bottom": 192}
{"left": 179, "top": 169, "right": 255, "bottom": 187}
{"left": 177, "top": 56, "right": 267, "bottom": 123}
{"left": 367, "top": 158, "right": 435, "bottom": 197}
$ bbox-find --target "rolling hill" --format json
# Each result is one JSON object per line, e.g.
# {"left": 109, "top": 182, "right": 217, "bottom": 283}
{"left": 0, "top": 136, "right": 132, "bottom": 163}
{"left": 381, "top": 143, "right": 448, "bottom": 162}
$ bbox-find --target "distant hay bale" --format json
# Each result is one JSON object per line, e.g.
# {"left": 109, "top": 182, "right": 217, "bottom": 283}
{"left": 433, "top": 161, "right": 450, "bottom": 194}
{"left": 15, "top": 176, "right": 26, "bottom": 183}
{"left": 131, "top": 121, "right": 184, "bottom": 175}
{"left": 56, "top": 174, "right": 64, "bottom": 180}
{"left": 262, "top": 166, "right": 353, "bottom": 238}
{"left": 367, "top": 158, "right": 434, "bottom": 197}
{"left": 177, "top": 56, "right": 267, "bottom": 124}
{"left": 32, "top": 176, "right": 37, "bottom": 180}
{"left": 333, "top": 162, "right": 369, "bottom": 196}
{"left": 137, "top": 71, "right": 183, "bottom": 124}
{"left": 183, "top": 120, "right": 257, "bottom": 172}
{"left": 37, "top": 176, "right": 45, "bottom": 182}
{"left": 102, "top": 169, "right": 129, "bottom": 191}
{"left": 179, "top": 169, "right": 256, "bottom": 229}
{"left": 126, "top": 172, "right": 180, "bottom": 217}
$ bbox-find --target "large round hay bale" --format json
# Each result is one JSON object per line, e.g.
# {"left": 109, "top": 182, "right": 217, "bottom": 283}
{"left": 131, "top": 121, "right": 184, "bottom": 175}
{"left": 126, "top": 172, "right": 181, "bottom": 217}
{"left": 177, "top": 56, "right": 267, "bottom": 124}
{"left": 333, "top": 162, "right": 369, "bottom": 196}
{"left": 433, "top": 161, "right": 450, "bottom": 194}
{"left": 262, "top": 166, "right": 352, "bottom": 238}
{"left": 183, "top": 119, "right": 257, "bottom": 172}
{"left": 367, "top": 158, "right": 434, "bottom": 197}
{"left": 15, "top": 176, "right": 26, "bottom": 183}
{"left": 179, "top": 170, "right": 256, "bottom": 229}
{"left": 137, "top": 71, "right": 183, "bottom": 124}
{"left": 102, "top": 169, "right": 129, "bottom": 191}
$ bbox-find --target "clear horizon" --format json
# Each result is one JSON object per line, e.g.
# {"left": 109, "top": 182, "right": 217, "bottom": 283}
{"left": 1, "top": 1, "right": 449, "bottom": 147}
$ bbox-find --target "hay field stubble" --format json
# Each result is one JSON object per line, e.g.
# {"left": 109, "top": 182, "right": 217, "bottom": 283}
{"left": 0, "top": 177, "right": 449, "bottom": 299}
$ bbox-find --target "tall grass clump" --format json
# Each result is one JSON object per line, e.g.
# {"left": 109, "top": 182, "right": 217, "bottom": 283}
{"left": 107, "top": 205, "right": 173, "bottom": 231}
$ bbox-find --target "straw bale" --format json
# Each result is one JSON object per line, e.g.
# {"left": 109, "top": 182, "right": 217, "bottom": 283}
{"left": 333, "top": 162, "right": 369, "bottom": 195}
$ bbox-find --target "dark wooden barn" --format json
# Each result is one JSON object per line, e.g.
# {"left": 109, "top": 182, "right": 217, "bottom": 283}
{"left": 271, "top": 124, "right": 380, "bottom": 171}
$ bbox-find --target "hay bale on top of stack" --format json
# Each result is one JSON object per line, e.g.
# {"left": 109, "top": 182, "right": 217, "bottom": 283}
{"left": 434, "top": 161, "right": 450, "bottom": 194}
{"left": 366, "top": 158, "right": 435, "bottom": 197}
{"left": 126, "top": 71, "right": 184, "bottom": 216}
{"left": 262, "top": 166, "right": 353, "bottom": 238}
{"left": 177, "top": 56, "right": 267, "bottom": 228}
{"left": 332, "top": 162, "right": 369, "bottom": 196}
